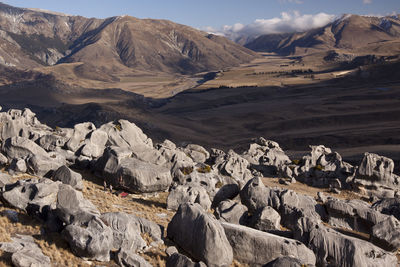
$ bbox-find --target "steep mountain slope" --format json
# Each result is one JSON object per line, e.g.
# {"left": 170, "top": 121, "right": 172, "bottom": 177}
{"left": 246, "top": 14, "right": 400, "bottom": 56}
{"left": 0, "top": 2, "right": 257, "bottom": 74}
{"left": 60, "top": 16, "right": 258, "bottom": 74}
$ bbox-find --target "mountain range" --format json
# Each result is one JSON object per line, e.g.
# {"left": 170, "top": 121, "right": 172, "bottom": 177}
{"left": 246, "top": 14, "right": 400, "bottom": 56}
{"left": 0, "top": 2, "right": 257, "bottom": 76}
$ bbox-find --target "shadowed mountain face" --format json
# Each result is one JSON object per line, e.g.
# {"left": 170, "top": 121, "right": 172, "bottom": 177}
{"left": 0, "top": 2, "right": 257, "bottom": 74}
{"left": 246, "top": 14, "right": 400, "bottom": 56}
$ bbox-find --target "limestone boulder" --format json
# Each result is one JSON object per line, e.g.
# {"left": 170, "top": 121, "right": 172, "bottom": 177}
{"left": 52, "top": 165, "right": 84, "bottom": 191}
{"left": 249, "top": 206, "right": 281, "bottom": 231}
{"left": 183, "top": 144, "right": 210, "bottom": 163}
{"left": 65, "top": 122, "right": 95, "bottom": 152}
{"left": 0, "top": 235, "right": 51, "bottom": 267}
{"left": 167, "top": 203, "right": 233, "bottom": 266}
{"left": 371, "top": 216, "right": 400, "bottom": 251}
{"left": 56, "top": 184, "right": 100, "bottom": 224}
{"left": 240, "top": 177, "right": 281, "bottom": 213}
{"left": 222, "top": 222, "right": 316, "bottom": 267}
{"left": 215, "top": 199, "right": 248, "bottom": 225}
{"left": 295, "top": 217, "right": 398, "bottom": 267}
{"left": 167, "top": 185, "right": 211, "bottom": 211}
{"left": 62, "top": 216, "right": 113, "bottom": 262}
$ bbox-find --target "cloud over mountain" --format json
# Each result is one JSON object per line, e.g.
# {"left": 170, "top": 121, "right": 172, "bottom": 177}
{"left": 205, "top": 11, "right": 335, "bottom": 43}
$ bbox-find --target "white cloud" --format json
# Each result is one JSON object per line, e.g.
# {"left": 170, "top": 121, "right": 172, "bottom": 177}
{"left": 363, "top": 0, "right": 372, "bottom": 4}
{"left": 205, "top": 11, "right": 335, "bottom": 42}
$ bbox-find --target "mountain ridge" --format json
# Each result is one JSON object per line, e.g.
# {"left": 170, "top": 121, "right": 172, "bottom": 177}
{"left": 0, "top": 2, "right": 257, "bottom": 74}
{"left": 245, "top": 14, "right": 400, "bottom": 56}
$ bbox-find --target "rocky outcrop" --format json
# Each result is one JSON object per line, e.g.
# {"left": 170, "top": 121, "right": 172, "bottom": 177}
{"left": 371, "top": 216, "right": 400, "bottom": 251}
{"left": 183, "top": 144, "right": 210, "bottom": 163}
{"left": 243, "top": 138, "right": 291, "bottom": 177}
{"left": 351, "top": 152, "right": 400, "bottom": 197}
{"left": 2, "top": 178, "right": 60, "bottom": 218}
{"left": 62, "top": 216, "right": 114, "bottom": 262}
{"left": 100, "top": 212, "right": 162, "bottom": 252}
{"left": 167, "top": 185, "right": 211, "bottom": 211}
{"left": 167, "top": 203, "right": 233, "bottom": 266}
{"left": 52, "top": 165, "right": 83, "bottom": 190}
{"left": 240, "top": 177, "right": 281, "bottom": 213}
{"left": 214, "top": 150, "right": 253, "bottom": 187}
{"left": 95, "top": 146, "right": 172, "bottom": 193}
{"left": 373, "top": 198, "right": 400, "bottom": 220}
{"left": 56, "top": 184, "right": 100, "bottom": 224}
{"left": 215, "top": 199, "right": 249, "bottom": 225}
{"left": 0, "top": 235, "right": 51, "bottom": 267}
{"left": 325, "top": 198, "right": 387, "bottom": 233}
{"left": 293, "top": 145, "right": 354, "bottom": 188}
{"left": 295, "top": 217, "right": 398, "bottom": 267}
{"left": 249, "top": 206, "right": 281, "bottom": 231}
{"left": 222, "top": 222, "right": 316, "bottom": 267}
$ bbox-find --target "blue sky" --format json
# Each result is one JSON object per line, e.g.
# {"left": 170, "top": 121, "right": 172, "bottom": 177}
{"left": 2, "top": 0, "right": 399, "bottom": 28}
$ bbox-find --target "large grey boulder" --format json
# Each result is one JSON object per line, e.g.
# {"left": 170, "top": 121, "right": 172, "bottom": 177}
{"left": 221, "top": 222, "right": 316, "bottom": 267}
{"left": 215, "top": 199, "right": 248, "bottom": 225}
{"left": 183, "top": 144, "right": 210, "bottom": 163}
{"left": 116, "top": 249, "right": 152, "bottom": 267}
{"left": 373, "top": 198, "right": 400, "bottom": 220}
{"left": 240, "top": 177, "right": 281, "bottom": 213}
{"left": 294, "top": 145, "right": 354, "bottom": 187}
{"left": 2, "top": 136, "right": 65, "bottom": 176}
{"left": 26, "top": 152, "right": 66, "bottom": 177}
{"left": 371, "top": 216, "right": 400, "bottom": 251}
{"left": 100, "top": 212, "right": 163, "bottom": 252}
{"left": 0, "top": 108, "right": 52, "bottom": 141}
{"left": 157, "top": 139, "right": 193, "bottom": 169}
{"left": 52, "top": 165, "right": 84, "bottom": 191}
{"left": 99, "top": 120, "right": 167, "bottom": 165}
{"left": 174, "top": 169, "right": 221, "bottom": 198}
{"left": 167, "top": 253, "right": 207, "bottom": 267}
{"left": 56, "top": 184, "right": 100, "bottom": 224}
{"left": 117, "top": 157, "right": 172, "bottom": 193}
{"left": 295, "top": 217, "right": 398, "bottom": 267}
{"left": 0, "top": 172, "right": 11, "bottom": 188}
{"left": 0, "top": 235, "right": 51, "bottom": 267}
{"left": 242, "top": 138, "right": 291, "bottom": 176}
{"left": 99, "top": 120, "right": 153, "bottom": 149}
{"left": 279, "top": 189, "right": 325, "bottom": 230}
{"left": 167, "top": 185, "right": 211, "bottom": 211}
{"left": 249, "top": 206, "right": 281, "bottom": 231}
{"left": 80, "top": 129, "right": 108, "bottom": 158}
{"left": 212, "top": 183, "right": 240, "bottom": 208}
{"left": 65, "top": 122, "right": 95, "bottom": 152}
{"left": 167, "top": 203, "right": 233, "bottom": 267}
{"left": 38, "top": 134, "right": 68, "bottom": 152}
{"left": 2, "top": 136, "right": 48, "bottom": 160}
{"left": 96, "top": 147, "right": 172, "bottom": 193}
{"left": 325, "top": 198, "right": 387, "bottom": 234}
{"left": 2, "top": 178, "right": 60, "bottom": 217}
{"left": 9, "top": 159, "right": 27, "bottom": 174}
{"left": 351, "top": 152, "right": 400, "bottom": 197}
{"left": 62, "top": 216, "right": 113, "bottom": 262}
{"left": 216, "top": 150, "right": 252, "bottom": 187}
